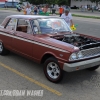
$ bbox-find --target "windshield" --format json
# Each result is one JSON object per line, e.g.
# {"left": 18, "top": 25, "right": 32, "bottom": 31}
{"left": 32, "top": 18, "right": 72, "bottom": 34}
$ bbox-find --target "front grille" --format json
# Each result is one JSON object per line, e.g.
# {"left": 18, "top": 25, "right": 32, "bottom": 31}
{"left": 81, "top": 47, "right": 100, "bottom": 58}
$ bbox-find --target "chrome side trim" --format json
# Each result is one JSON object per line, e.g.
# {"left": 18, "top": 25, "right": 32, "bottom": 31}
{"left": 0, "top": 31, "right": 69, "bottom": 53}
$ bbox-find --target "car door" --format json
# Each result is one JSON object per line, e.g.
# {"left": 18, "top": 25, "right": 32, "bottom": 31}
{"left": 2, "top": 18, "right": 17, "bottom": 50}
{"left": 12, "top": 19, "right": 33, "bottom": 58}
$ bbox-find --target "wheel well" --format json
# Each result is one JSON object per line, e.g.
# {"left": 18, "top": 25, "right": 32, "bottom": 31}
{"left": 41, "top": 54, "right": 55, "bottom": 64}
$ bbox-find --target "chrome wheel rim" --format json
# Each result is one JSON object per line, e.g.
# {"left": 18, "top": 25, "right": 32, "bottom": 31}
{"left": 47, "top": 62, "right": 60, "bottom": 79}
{"left": 0, "top": 42, "right": 3, "bottom": 53}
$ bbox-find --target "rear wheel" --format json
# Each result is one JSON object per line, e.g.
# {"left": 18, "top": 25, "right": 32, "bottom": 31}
{"left": 44, "top": 57, "right": 63, "bottom": 83}
{"left": 87, "top": 65, "right": 100, "bottom": 71}
{"left": 0, "top": 42, "right": 9, "bottom": 55}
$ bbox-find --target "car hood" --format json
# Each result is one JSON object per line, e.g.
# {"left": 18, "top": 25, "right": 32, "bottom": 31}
{"left": 33, "top": 34, "right": 79, "bottom": 53}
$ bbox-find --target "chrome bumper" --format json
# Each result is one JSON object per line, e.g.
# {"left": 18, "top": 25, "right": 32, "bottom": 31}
{"left": 63, "top": 57, "right": 100, "bottom": 72}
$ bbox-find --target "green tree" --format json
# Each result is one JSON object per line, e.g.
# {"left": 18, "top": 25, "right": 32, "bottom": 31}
{"left": 90, "top": 0, "right": 100, "bottom": 6}
{"left": 20, "top": 0, "right": 69, "bottom": 5}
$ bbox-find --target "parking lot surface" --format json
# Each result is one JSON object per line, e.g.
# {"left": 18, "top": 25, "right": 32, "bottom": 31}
{"left": 0, "top": 10, "right": 100, "bottom": 100}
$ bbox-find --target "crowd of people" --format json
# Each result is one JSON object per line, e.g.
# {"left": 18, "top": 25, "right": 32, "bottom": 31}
{"left": 80, "top": 5, "right": 100, "bottom": 12}
{"left": 16, "top": 3, "right": 74, "bottom": 28}
{"left": 16, "top": 4, "right": 49, "bottom": 15}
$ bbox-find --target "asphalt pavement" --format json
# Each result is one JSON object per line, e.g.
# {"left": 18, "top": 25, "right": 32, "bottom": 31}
{"left": 1, "top": 8, "right": 100, "bottom": 16}
{"left": 0, "top": 9, "right": 100, "bottom": 100}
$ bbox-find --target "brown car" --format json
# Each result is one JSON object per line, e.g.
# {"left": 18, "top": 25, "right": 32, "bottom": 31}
{"left": 0, "top": 15, "right": 100, "bottom": 83}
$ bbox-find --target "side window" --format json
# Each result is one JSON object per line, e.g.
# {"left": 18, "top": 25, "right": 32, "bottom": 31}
{"left": 17, "top": 19, "right": 27, "bottom": 26}
{"left": 6, "top": 18, "right": 17, "bottom": 30}
{"left": 16, "top": 19, "right": 32, "bottom": 34}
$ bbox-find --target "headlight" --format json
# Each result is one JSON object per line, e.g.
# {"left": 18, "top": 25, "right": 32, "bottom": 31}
{"left": 69, "top": 51, "right": 84, "bottom": 61}
{"left": 69, "top": 53, "right": 77, "bottom": 61}
{"left": 77, "top": 51, "right": 83, "bottom": 58}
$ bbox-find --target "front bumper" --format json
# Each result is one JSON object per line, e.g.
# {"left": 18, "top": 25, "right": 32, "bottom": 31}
{"left": 63, "top": 57, "right": 100, "bottom": 72}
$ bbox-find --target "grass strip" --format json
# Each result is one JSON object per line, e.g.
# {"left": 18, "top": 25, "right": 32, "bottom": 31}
{"left": 50, "top": 12, "right": 100, "bottom": 19}
{"left": 72, "top": 14, "right": 100, "bottom": 19}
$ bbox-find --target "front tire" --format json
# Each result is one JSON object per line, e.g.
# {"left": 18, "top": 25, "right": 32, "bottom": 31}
{"left": 87, "top": 65, "right": 100, "bottom": 71}
{"left": 44, "top": 57, "right": 63, "bottom": 83}
{"left": 0, "top": 42, "right": 9, "bottom": 55}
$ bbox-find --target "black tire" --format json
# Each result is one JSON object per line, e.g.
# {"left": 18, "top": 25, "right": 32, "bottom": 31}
{"left": 44, "top": 57, "right": 63, "bottom": 83}
{"left": 0, "top": 42, "right": 9, "bottom": 55}
{"left": 87, "top": 65, "right": 100, "bottom": 71}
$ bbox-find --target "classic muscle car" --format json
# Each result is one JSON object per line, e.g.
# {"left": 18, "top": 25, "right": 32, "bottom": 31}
{"left": 0, "top": 15, "right": 100, "bottom": 83}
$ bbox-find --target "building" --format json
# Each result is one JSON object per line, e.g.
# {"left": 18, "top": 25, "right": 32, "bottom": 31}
{"left": 71, "top": 0, "right": 100, "bottom": 7}
{"left": 0, "top": 0, "right": 19, "bottom": 8}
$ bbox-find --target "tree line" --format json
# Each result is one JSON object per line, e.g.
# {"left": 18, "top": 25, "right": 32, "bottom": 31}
{"left": 20, "top": 0, "right": 100, "bottom": 6}
{"left": 20, "top": 0, "right": 69, "bottom": 5}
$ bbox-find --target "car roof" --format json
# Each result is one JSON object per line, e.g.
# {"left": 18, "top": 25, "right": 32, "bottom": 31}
{"left": 7, "top": 15, "right": 60, "bottom": 19}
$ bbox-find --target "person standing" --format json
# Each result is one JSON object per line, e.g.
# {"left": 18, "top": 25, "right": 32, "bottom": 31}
{"left": 61, "top": 9, "right": 74, "bottom": 27}
{"left": 26, "top": 5, "right": 32, "bottom": 15}
{"left": 43, "top": 5, "right": 48, "bottom": 13}
{"left": 5, "top": 1, "right": 7, "bottom": 9}
{"left": 38, "top": 7, "right": 43, "bottom": 14}
{"left": 16, "top": 3, "right": 21, "bottom": 12}
{"left": 23, "top": 6, "right": 26, "bottom": 15}
{"left": 91, "top": 5, "right": 94, "bottom": 12}
{"left": 85, "top": 5, "right": 87, "bottom": 11}
{"left": 31, "top": 4, "right": 34, "bottom": 11}
{"left": 34, "top": 6, "right": 38, "bottom": 15}
{"left": 59, "top": 6, "right": 64, "bottom": 17}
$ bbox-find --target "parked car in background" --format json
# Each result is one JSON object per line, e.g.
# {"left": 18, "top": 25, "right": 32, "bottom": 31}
{"left": 71, "top": 5, "right": 79, "bottom": 9}
{"left": 0, "top": 15, "right": 100, "bottom": 83}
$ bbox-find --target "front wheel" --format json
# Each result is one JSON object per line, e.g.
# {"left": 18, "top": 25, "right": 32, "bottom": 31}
{"left": 87, "top": 65, "right": 100, "bottom": 71}
{"left": 44, "top": 57, "right": 63, "bottom": 83}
